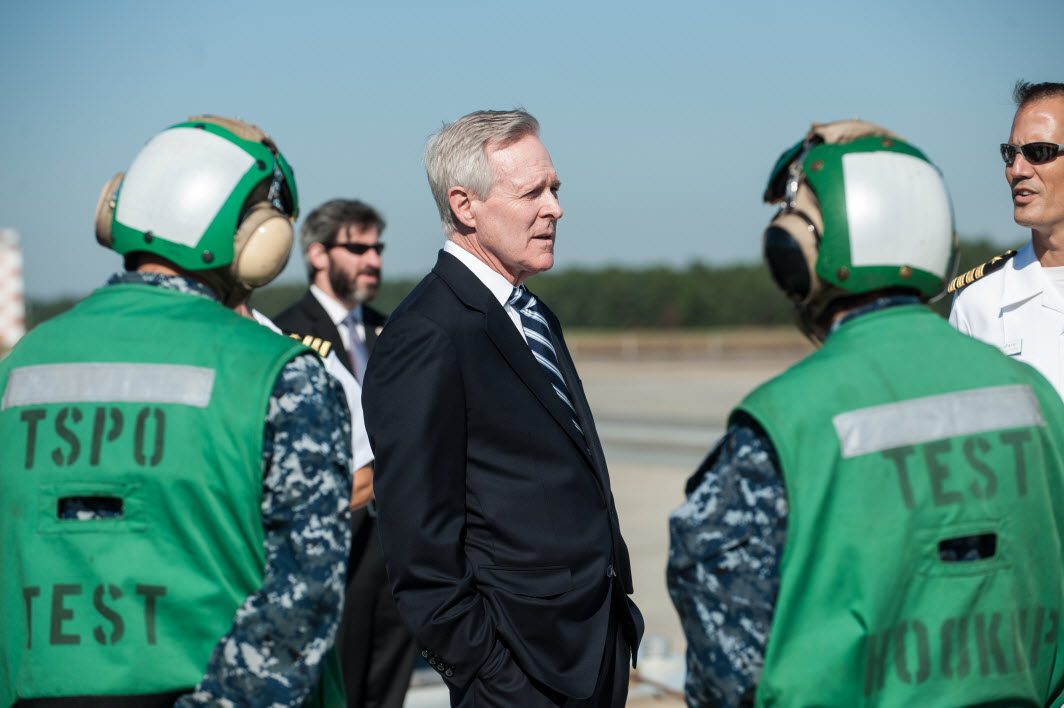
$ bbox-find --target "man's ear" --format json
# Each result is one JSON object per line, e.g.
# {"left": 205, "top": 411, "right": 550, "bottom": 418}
{"left": 308, "top": 241, "right": 330, "bottom": 272}
{"left": 448, "top": 186, "right": 477, "bottom": 229}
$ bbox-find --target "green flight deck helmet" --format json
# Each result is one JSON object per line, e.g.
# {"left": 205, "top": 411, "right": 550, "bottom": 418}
{"left": 762, "top": 120, "right": 958, "bottom": 343}
{"left": 94, "top": 115, "right": 299, "bottom": 304}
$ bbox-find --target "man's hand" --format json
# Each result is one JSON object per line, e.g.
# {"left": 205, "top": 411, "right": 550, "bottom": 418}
{"left": 350, "top": 464, "right": 374, "bottom": 510}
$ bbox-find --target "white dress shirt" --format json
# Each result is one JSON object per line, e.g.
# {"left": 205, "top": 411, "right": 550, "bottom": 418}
{"left": 443, "top": 240, "right": 527, "bottom": 341}
{"left": 309, "top": 284, "right": 369, "bottom": 381}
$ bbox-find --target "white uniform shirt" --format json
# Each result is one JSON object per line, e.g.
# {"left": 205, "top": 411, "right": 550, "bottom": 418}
{"left": 252, "top": 309, "right": 375, "bottom": 469}
{"left": 949, "top": 241, "right": 1064, "bottom": 400}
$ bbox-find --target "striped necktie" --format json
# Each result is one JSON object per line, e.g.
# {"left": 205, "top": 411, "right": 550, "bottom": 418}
{"left": 509, "top": 286, "right": 584, "bottom": 438}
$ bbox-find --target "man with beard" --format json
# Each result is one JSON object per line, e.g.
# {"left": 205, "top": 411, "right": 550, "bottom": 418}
{"left": 276, "top": 199, "right": 386, "bottom": 382}
{"left": 275, "top": 199, "right": 415, "bottom": 708}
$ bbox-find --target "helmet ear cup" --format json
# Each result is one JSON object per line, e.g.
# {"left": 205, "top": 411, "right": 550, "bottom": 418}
{"left": 94, "top": 173, "right": 124, "bottom": 248}
{"left": 763, "top": 208, "right": 822, "bottom": 302}
{"left": 762, "top": 177, "right": 826, "bottom": 300}
{"left": 232, "top": 203, "right": 294, "bottom": 288}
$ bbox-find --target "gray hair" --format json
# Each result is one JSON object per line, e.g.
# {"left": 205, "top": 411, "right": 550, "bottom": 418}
{"left": 424, "top": 110, "right": 540, "bottom": 235}
{"left": 299, "top": 198, "right": 385, "bottom": 280}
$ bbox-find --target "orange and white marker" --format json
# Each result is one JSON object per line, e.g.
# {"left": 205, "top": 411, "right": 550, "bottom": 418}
{"left": 0, "top": 228, "right": 26, "bottom": 353}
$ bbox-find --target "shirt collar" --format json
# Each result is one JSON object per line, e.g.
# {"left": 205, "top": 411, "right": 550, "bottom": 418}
{"left": 828, "top": 294, "right": 921, "bottom": 334}
{"left": 106, "top": 271, "right": 219, "bottom": 301}
{"left": 1001, "top": 240, "right": 1044, "bottom": 307}
{"left": 310, "top": 283, "right": 360, "bottom": 326}
{"left": 443, "top": 240, "right": 516, "bottom": 308}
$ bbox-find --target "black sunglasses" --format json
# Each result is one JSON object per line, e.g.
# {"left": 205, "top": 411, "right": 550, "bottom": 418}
{"left": 1000, "top": 142, "right": 1064, "bottom": 166}
{"left": 329, "top": 242, "right": 385, "bottom": 255}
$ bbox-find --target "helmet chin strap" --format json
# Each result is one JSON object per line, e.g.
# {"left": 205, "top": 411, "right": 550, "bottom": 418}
{"left": 793, "top": 305, "right": 826, "bottom": 348}
{"left": 792, "top": 283, "right": 844, "bottom": 348}
{"left": 195, "top": 268, "right": 252, "bottom": 309}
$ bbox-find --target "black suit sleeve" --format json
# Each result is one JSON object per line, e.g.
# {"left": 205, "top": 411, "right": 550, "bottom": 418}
{"left": 363, "top": 312, "right": 503, "bottom": 691}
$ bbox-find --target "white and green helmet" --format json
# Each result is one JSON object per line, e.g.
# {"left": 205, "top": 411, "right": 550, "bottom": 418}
{"left": 762, "top": 120, "right": 957, "bottom": 338}
{"left": 96, "top": 116, "right": 298, "bottom": 274}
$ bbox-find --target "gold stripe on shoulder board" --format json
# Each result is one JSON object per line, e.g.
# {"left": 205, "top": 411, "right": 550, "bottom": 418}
{"left": 946, "top": 250, "right": 1018, "bottom": 294}
{"left": 288, "top": 333, "right": 334, "bottom": 358}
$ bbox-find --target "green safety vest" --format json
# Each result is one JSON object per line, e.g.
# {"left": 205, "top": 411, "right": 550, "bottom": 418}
{"left": 737, "top": 305, "right": 1064, "bottom": 707}
{"left": 0, "top": 282, "right": 344, "bottom": 707}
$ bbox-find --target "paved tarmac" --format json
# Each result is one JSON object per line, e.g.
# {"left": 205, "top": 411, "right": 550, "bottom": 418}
{"left": 582, "top": 354, "right": 802, "bottom": 659}
{"left": 404, "top": 351, "right": 805, "bottom": 706}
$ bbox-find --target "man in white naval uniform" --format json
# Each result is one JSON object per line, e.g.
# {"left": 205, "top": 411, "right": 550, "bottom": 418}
{"left": 949, "top": 80, "right": 1064, "bottom": 399}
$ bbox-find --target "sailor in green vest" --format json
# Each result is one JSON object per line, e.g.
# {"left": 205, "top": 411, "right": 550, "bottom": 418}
{"left": 667, "top": 120, "right": 1064, "bottom": 707}
{"left": 0, "top": 116, "right": 352, "bottom": 707}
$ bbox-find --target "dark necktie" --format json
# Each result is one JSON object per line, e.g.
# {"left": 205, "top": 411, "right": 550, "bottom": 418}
{"left": 509, "top": 286, "right": 584, "bottom": 438}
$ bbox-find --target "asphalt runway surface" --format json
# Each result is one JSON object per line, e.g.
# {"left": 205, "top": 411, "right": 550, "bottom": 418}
{"left": 579, "top": 353, "right": 803, "bottom": 657}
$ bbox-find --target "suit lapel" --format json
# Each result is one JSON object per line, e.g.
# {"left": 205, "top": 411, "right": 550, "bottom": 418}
{"left": 363, "top": 305, "right": 385, "bottom": 354}
{"left": 545, "top": 307, "right": 611, "bottom": 485}
{"left": 434, "top": 253, "right": 593, "bottom": 466}
{"left": 484, "top": 311, "right": 593, "bottom": 464}
{"left": 303, "top": 291, "right": 353, "bottom": 374}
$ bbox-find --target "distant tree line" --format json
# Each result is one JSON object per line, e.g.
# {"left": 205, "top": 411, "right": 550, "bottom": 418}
{"left": 25, "top": 238, "right": 1015, "bottom": 331}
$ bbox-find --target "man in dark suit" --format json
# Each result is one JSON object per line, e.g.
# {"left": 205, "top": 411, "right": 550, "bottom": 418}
{"left": 275, "top": 199, "right": 415, "bottom": 708}
{"left": 362, "top": 109, "right": 643, "bottom": 707}
{"left": 275, "top": 199, "right": 387, "bottom": 380}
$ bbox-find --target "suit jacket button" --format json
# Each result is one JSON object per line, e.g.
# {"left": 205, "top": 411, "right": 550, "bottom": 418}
{"left": 421, "top": 650, "right": 429, "bottom": 658}
{"left": 606, "top": 564, "right": 615, "bottom": 578}
{"left": 445, "top": 668, "right": 454, "bottom": 677}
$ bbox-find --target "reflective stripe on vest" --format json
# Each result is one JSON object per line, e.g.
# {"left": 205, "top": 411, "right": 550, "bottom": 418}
{"left": 833, "top": 384, "right": 1046, "bottom": 459}
{"left": 2, "top": 363, "right": 215, "bottom": 409}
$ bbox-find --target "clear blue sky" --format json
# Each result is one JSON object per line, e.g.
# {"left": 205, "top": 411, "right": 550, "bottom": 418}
{"left": 2, "top": 0, "right": 1062, "bottom": 299}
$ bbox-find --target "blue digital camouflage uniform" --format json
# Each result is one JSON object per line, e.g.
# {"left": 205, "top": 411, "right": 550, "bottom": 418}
{"left": 666, "top": 296, "right": 918, "bottom": 708}
{"left": 76, "top": 272, "right": 353, "bottom": 707}
{"left": 667, "top": 412, "right": 786, "bottom": 708}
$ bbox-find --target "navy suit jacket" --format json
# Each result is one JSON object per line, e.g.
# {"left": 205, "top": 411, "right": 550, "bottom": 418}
{"left": 274, "top": 289, "right": 385, "bottom": 376}
{"left": 362, "top": 251, "right": 642, "bottom": 701}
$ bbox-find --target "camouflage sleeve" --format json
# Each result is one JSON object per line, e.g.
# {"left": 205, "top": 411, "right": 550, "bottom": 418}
{"left": 666, "top": 412, "right": 787, "bottom": 708}
{"left": 176, "top": 352, "right": 353, "bottom": 707}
